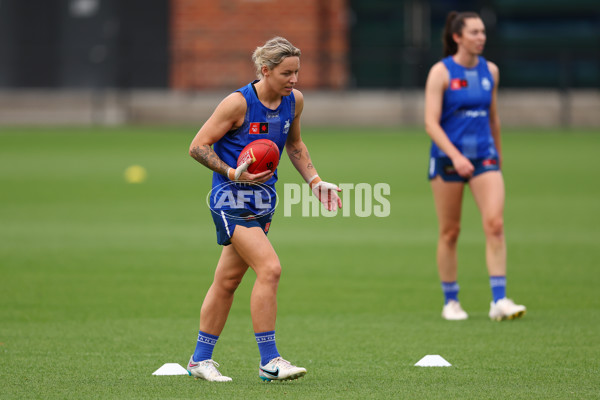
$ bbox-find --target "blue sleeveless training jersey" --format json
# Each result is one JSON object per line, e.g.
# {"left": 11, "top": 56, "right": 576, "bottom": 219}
{"left": 430, "top": 56, "right": 497, "bottom": 159}
{"left": 210, "top": 80, "right": 295, "bottom": 214}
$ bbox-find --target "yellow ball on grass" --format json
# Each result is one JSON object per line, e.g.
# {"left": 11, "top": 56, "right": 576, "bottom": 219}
{"left": 124, "top": 165, "right": 147, "bottom": 183}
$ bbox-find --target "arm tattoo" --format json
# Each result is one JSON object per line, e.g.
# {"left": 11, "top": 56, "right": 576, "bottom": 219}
{"left": 190, "top": 144, "right": 229, "bottom": 176}
{"left": 289, "top": 148, "right": 302, "bottom": 161}
{"left": 289, "top": 145, "right": 315, "bottom": 171}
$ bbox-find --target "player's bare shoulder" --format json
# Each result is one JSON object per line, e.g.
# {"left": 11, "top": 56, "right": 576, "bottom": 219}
{"left": 487, "top": 60, "right": 500, "bottom": 83}
{"left": 291, "top": 88, "right": 304, "bottom": 104}
{"left": 426, "top": 61, "right": 450, "bottom": 89}
{"left": 213, "top": 91, "right": 247, "bottom": 129}
{"left": 429, "top": 60, "right": 448, "bottom": 74}
{"left": 291, "top": 88, "right": 304, "bottom": 117}
{"left": 220, "top": 91, "right": 247, "bottom": 114}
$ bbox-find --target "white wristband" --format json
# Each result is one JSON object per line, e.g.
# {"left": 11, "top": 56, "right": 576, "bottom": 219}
{"left": 226, "top": 167, "right": 233, "bottom": 181}
{"left": 306, "top": 174, "right": 319, "bottom": 184}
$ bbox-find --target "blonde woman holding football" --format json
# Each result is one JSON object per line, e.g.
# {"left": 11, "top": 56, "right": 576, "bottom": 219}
{"left": 186, "top": 36, "right": 341, "bottom": 382}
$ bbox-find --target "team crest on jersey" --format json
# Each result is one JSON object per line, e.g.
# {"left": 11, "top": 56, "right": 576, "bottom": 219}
{"left": 481, "top": 77, "right": 491, "bottom": 91}
{"left": 450, "top": 78, "right": 468, "bottom": 90}
{"left": 283, "top": 120, "right": 290, "bottom": 134}
{"left": 250, "top": 122, "right": 269, "bottom": 134}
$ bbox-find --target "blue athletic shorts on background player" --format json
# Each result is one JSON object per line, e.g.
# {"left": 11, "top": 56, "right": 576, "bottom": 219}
{"left": 428, "top": 156, "right": 500, "bottom": 182}
{"left": 211, "top": 208, "right": 273, "bottom": 246}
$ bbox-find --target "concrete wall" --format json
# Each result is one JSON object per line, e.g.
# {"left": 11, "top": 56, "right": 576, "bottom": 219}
{"left": 0, "top": 89, "right": 599, "bottom": 128}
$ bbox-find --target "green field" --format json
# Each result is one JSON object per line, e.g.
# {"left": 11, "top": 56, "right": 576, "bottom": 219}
{"left": 1, "top": 126, "right": 599, "bottom": 399}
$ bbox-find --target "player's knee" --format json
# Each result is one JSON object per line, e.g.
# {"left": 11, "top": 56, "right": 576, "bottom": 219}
{"left": 440, "top": 225, "right": 460, "bottom": 245}
{"left": 220, "top": 276, "right": 243, "bottom": 294}
{"left": 484, "top": 216, "right": 504, "bottom": 237}
{"left": 257, "top": 261, "right": 281, "bottom": 285}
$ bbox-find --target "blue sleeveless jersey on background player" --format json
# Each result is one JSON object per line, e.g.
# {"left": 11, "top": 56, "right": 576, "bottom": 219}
{"left": 210, "top": 80, "right": 295, "bottom": 215}
{"left": 430, "top": 55, "right": 497, "bottom": 160}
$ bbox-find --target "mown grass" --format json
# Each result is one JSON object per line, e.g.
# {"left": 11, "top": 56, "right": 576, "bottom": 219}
{"left": 1, "top": 126, "right": 598, "bottom": 399}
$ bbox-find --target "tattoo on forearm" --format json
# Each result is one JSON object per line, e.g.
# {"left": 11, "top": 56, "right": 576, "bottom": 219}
{"left": 289, "top": 146, "right": 315, "bottom": 171}
{"left": 190, "top": 144, "right": 229, "bottom": 176}
{"left": 289, "top": 148, "right": 302, "bottom": 161}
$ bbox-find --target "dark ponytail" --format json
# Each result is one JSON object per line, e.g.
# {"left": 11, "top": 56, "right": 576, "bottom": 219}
{"left": 442, "top": 11, "right": 481, "bottom": 57}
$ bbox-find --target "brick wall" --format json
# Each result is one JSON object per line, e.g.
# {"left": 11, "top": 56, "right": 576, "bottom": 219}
{"left": 170, "top": 0, "right": 349, "bottom": 90}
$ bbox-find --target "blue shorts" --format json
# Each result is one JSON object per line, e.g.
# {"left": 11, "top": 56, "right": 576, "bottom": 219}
{"left": 211, "top": 208, "right": 273, "bottom": 246}
{"left": 428, "top": 157, "right": 500, "bottom": 182}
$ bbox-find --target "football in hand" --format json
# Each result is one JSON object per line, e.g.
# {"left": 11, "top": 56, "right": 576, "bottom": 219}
{"left": 237, "top": 139, "right": 280, "bottom": 174}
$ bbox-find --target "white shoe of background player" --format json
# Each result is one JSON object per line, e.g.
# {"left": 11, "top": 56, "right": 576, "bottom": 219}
{"left": 441, "top": 300, "right": 468, "bottom": 320}
{"left": 489, "top": 298, "right": 526, "bottom": 321}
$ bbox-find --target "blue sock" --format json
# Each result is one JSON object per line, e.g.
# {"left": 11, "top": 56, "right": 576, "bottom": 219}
{"left": 441, "top": 281, "right": 460, "bottom": 304}
{"left": 490, "top": 276, "right": 506, "bottom": 303}
{"left": 192, "top": 331, "right": 219, "bottom": 362}
{"left": 255, "top": 331, "right": 280, "bottom": 366}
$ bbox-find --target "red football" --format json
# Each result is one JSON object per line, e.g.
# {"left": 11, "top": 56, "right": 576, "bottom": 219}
{"left": 237, "top": 139, "right": 280, "bottom": 174}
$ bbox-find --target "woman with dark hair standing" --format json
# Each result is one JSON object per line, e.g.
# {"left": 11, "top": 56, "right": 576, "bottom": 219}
{"left": 424, "top": 11, "right": 526, "bottom": 321}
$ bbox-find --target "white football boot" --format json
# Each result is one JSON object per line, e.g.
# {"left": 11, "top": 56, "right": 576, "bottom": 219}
{"left": 441, "top": 300, "right": 469, "bottom": 320}
{"left": 187, "top": 357, "right": 232, "bottom": 382}
{"left": 259, "top": 357, "right": 307, "bottom": 382}
{"left": 489, "top": 298, "right": 526, "bottom": 321}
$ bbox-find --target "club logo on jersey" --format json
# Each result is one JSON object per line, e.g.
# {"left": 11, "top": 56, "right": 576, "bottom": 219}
{"left": 250, "top": 122, "right": 269, "bottom": 134}
{"left": 481, "top": 77, "right": 491, "bottom": 91}
{"left": 283, "top": 119, "right": 290, "bottom": 135}
{"left": 450, "top": 78, "right": 468, "bottom": 90}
